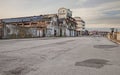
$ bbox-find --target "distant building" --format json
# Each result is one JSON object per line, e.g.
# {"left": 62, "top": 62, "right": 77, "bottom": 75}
{"left": 74, "top": 17, "right": 85, "bottom": 36}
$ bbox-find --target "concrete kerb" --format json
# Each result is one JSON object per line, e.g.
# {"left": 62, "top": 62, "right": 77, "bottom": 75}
{"left": 107, "top": 37, "right": 120, "bottom": 45}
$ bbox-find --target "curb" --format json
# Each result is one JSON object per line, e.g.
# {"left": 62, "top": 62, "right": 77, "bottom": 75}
{"left": 107, "top": 38, "right": 120, "bottom": 45}
{"left": 111, "top": 40, "right": 120, "bottom": 45}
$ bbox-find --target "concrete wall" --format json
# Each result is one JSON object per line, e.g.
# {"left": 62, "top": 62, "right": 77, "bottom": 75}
{"left": 2, "top": 24, "right": 18, "bottom": 38}
{"left": 117, "top": 33, "right": 120, "bottom": 40}
{"left": 107, "top": 32, "right": 120, "bottom": 41}
{"left": 66, "top": 29, "right": 70, "bottom": 37}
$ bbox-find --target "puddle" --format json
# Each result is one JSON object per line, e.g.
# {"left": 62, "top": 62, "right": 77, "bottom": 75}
{"left": 94, "top": 45, "right": 118, "bottom": 49}
{"left": 75, "top": 59, "right": 111, "bottom": 69}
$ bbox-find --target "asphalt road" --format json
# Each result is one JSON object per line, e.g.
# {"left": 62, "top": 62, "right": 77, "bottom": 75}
{"left": 0, "top": 37, "right": 120, "bottom": 75}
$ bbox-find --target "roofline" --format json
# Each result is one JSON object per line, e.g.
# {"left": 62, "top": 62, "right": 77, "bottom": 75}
{"left": 0, "top": 13, "right": 57, "bottom": 20}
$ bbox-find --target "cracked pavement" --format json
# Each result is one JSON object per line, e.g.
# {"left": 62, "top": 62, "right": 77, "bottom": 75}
{"left": 0, "top": 37, "right": 120, "bottom": 75}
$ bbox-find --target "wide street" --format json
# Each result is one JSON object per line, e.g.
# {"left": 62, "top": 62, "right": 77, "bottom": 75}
{"left": 0, "top": 37, "right": 120, "bottom": 75}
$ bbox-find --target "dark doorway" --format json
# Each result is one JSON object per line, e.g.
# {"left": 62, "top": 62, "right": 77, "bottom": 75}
{"left": 60, "top": 29, "right": 62, "bottom": 37}
{"left": 43, "top": 29, "right": 45, "bottom": 37}
{"left": 70, "top": 30, "right": 72, "bottom": 37}
{"left": 54, "top": 30, "right": 57, "bottom": 36}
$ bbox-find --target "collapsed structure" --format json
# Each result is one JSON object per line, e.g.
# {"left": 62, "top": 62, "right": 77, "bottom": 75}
{"left": 0, "top": 8, "right": 85, "bottom": 39}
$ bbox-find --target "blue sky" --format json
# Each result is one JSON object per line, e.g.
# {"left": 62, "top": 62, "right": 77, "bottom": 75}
{"left": 0, "top": 0, "right": 120, "bottom": 28}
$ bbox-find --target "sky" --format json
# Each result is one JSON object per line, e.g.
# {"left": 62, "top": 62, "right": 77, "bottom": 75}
{"left": 0, "top": 0, "right": 120, "bottom": 28}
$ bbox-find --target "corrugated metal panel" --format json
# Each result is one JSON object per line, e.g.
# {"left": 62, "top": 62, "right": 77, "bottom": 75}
{"left": 1, "top": 16, "right": 43, "bottom": 23}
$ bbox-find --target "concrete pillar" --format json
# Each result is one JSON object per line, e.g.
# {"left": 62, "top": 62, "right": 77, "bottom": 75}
{"left": 3, "top": 24, "right": 8, "bottom": 39}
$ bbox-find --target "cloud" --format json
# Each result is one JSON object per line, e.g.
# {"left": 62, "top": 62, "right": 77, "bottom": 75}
{"left": 80, "top": 0, "right": 119, "bottom": 8}
{"left": 72, "top": 0, "right": 120, "bottom": 28}
{"left": 0, "top": 0, "right": 87, "bottom": 18}
{"left": 0, "top": 0, "right": 120, "bottom": 28}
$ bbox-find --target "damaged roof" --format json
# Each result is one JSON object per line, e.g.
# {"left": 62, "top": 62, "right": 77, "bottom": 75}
{"left": 0, "top": 14, "right": 57, "bottom": 23}
{"left": 1, "top": 16, "right": 43, "bottom": 23}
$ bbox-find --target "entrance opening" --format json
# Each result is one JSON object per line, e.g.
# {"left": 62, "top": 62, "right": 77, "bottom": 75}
{"left": 54, "top": 30, "right": 57, "bottom": 36}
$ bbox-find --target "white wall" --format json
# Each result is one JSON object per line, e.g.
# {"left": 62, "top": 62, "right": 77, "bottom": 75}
{"left": 66, "top": 29, "right": 70, "bottom": 36}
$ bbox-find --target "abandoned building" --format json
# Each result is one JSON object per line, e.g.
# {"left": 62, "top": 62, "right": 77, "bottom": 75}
{"left": 74, "top": 17, "right": 85, "bottom": 36}
{"left": 0, "top": 8, "right": 85, "bottom": 39}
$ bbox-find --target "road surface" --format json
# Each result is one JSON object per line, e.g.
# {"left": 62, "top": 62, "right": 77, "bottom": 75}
{"left": 0, "top": 37, "right": 120, "bottom": 75}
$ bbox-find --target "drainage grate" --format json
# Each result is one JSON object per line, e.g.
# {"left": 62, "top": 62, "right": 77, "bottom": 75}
{"left": 75, "top": 59, "right": 110, "bottom": 69}
{"left": 94, "top": 45, "right": 118, "bottom": 49}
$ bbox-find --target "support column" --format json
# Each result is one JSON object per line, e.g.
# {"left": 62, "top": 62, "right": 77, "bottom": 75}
{"left": 3, "top": 23, "right": 8, "bottom": 39}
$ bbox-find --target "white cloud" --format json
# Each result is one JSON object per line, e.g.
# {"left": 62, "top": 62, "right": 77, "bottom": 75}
{"left": 0, "top": 0, "right": 87, "bottom": 18}
{"left": 72, "top": 1, "right": 120, "bottom": 28}
{"left": 98, "top": 1, "right": 120, "bottom": 11}
{"left": 0, "top": 0, "right": 120, "bottom": 28}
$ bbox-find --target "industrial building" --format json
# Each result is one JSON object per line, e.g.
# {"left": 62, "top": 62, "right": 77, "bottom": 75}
{"left": 0, "top": 8, "right": 85, "bottom": 39}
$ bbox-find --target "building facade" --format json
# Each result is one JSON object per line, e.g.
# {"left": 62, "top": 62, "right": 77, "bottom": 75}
{"left": 58, "top": 8, "right": 77, "bottom": 37}
{"left": 58, "top": 7, "right": 72, "bottom": 19}
{"left": 0, "top": 14, "right": 59, "bottom": 39}
{"left": 74, "top": 17, "right": 85, "bottom": 36}
{"left": 0, "top": 8, "right": 85, "bottom": 39}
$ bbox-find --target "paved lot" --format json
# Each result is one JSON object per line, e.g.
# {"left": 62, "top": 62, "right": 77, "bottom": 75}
{"left": 0, "top": 37, "right": 120, "bottom": 75}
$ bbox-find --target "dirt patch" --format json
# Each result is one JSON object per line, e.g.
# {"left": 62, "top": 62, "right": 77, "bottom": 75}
{"left": 75, "top": 59, "right": 111, "bottom": 69}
